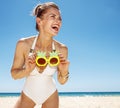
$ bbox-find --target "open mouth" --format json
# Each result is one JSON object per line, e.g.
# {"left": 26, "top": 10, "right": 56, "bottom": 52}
{"left": 52, "top": 25, "right": 59, "bottom": 32}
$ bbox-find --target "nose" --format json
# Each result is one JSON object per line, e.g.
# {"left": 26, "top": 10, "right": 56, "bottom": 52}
{"left": 55, "top": 18, "right": 62, "bottom": 26}
{"left": 55, "top": 16, "right": 62, "bottom": 22}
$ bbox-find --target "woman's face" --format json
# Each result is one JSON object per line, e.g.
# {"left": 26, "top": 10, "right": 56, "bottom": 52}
{"left": 39, "top": 7, "right": 62, "bottom": 37}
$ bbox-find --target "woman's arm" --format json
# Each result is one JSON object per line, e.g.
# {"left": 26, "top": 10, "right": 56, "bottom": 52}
{"left": 57, "top": 46, "right": 70, "bottom": 84}
{"left": 11, "top": 39, "right": 36, "bottom": 79}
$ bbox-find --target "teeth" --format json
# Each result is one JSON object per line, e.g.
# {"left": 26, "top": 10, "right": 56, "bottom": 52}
{"left": 52, "top": 25, "right": 59, "bottom": 31}
{"left": 52, "top": 27, "right": 58, "bottom": 31}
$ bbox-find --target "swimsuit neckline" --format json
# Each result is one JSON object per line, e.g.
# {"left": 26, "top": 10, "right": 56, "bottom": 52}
{"left": 29, "top": 36, "right": 56, "bottom": 55}
{"left": 29, "top": 36, "right": 56, "bottom": 74}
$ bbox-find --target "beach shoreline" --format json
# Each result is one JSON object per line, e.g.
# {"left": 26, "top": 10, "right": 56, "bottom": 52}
{"left": 0, "top": 96, "right": 120, "bottom": 108}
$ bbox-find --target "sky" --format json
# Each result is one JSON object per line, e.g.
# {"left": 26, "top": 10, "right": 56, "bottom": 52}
{"left": 0, "top": 0, "right": 120, "bottom": 93}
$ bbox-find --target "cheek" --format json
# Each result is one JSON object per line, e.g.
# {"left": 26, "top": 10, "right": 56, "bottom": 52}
{"left": 44, "top": 19, "right": 52, "bottom": 25}
{"left": 60, "top": 22, "right": 62, "bottom": 27}
{"left": 41, "top": 21, "right": 49, "bottom": 29}
{"left": 59, "top": 20, "right": 62, "bottom": 26}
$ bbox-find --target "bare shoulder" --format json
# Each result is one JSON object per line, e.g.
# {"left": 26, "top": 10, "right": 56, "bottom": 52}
{"left": 54, "top": 40, "right": 68, "bottom": 58}
{"left": 16, "top": 36, "right": 36, "bottom": 55}
{"left": 17, "top": 36, "right": 35, "bottom": 45}
{"left": 54, "top": 40, "right": 68, "bottom": 51}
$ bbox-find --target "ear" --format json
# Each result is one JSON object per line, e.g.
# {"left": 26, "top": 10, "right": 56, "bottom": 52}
{"left": 36, "top": 17, "right": 41, "bottom": 25}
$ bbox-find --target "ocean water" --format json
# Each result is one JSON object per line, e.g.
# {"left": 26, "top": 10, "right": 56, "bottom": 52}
{"left": 59, "top": 92, "right": 120, "bottom": 97}
{"left": 0, "top": 92, "right": 120, "bottom": 97}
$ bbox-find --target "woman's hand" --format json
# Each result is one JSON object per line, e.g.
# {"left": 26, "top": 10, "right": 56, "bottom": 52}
{"left": 58, "top": 53, "right": 70, "bottom": 75}
{"left": 25, "top": 53, "right": 36, "bottom": 74}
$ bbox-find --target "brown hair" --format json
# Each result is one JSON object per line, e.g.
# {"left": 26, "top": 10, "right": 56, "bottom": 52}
{"left": 33, "top": 2, "right": 60, "bottom": 31}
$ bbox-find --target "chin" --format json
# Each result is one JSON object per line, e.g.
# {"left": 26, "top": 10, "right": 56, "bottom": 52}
{"left": 51, "top": 32, "right": 59, "bottom": 37}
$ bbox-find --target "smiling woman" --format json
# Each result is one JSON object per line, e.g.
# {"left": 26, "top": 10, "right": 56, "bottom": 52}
{"left": 10, "top": 2, "right": 70, "bottom": 108}
{"left": 33, "top": 2, "right": 62, "bottom": 33}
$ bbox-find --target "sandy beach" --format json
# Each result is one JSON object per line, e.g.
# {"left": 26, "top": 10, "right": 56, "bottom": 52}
{"left": 0, "top": 96, "right": 120, "bottom": 108}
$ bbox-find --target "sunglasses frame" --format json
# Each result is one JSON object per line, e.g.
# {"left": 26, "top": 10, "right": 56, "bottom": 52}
{"left": 36, "top": 51, "right": 60, "bottom": 67}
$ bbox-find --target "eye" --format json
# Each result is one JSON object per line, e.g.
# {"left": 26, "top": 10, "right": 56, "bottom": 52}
{"left": 50, "top": 15, "right": 55, "bottom": 18}
{"left": 59, "top": 16, "right": 62, "bottom": 21}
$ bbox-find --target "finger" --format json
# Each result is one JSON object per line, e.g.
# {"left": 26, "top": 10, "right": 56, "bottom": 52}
{"left": 29, "top": 54, "right": 36, "bottom": 60}
{"left": 28, "top": 56, "right": 36, "bottom": 64}
{"left": 58, "top": 53, "right": 64, "bottom": 58}
{"left": 60, "top": 58, "right": 68, "bottom": 63}
{"left": 60, "top": 59, "right": 70, "bottom": 64}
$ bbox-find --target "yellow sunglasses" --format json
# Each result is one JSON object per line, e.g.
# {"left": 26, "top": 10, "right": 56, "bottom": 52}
{"left": 36, "top": 50, "right": 60, "bottom": 67}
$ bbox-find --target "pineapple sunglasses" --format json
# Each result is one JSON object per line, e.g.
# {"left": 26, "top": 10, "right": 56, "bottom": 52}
{"left": 36, "top": 50, "right": 60, "bottom": 67}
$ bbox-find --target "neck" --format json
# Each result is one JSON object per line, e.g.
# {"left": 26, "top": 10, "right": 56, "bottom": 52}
{"left": 36, "top": 34, "right": 53, "bottom": 51}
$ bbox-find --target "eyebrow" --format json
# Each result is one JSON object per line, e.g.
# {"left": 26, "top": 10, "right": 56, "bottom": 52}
{"left": 49, "top": 13, "right": 62, "bottom": 20}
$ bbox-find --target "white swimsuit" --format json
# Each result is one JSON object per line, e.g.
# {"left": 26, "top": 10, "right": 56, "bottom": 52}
{"left": 23, "top": 36, "right": 57, "bottom": 105}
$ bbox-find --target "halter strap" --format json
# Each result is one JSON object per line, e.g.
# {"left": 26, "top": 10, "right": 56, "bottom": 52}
{"left": 29, "top": 36, "right": 38, "bottom": 56}
{"left": 29, "top": 36, "right": 55, "bottom": 56}
{"left": 52, "top": 41, "right": 55, "bottom": 51}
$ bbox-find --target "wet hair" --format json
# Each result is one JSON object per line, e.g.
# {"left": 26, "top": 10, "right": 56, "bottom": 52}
{"left": 33, "top": 2, "right": 60, "bottom": 31}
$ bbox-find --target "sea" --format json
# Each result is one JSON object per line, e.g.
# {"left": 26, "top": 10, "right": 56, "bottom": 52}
{"left": 0, "top": 92, "right": 120, "bottom": 97}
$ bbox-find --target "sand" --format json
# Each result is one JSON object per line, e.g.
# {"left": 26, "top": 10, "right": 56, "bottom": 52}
{"left": 0, "top": 96, "right": 120, "bottom": 108}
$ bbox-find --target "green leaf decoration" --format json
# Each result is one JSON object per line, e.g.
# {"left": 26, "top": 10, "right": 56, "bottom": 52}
{"left": 50, "top": 51, "right": 59, "bottom": 57}
{"left": 37, "top": 51, "right": 46, "bottom": 57}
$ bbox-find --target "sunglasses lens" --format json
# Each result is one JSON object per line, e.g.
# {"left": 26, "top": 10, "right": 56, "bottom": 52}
{"left": 37, "top": 58, "right": 46, "bottom": 65}
{"left": 50, "top": 58, "right": 58, "bottom": 64}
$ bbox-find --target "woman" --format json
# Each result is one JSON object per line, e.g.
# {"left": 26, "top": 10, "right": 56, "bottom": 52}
{"left": 11, "top": 2, "right": 70, "bottom": 108}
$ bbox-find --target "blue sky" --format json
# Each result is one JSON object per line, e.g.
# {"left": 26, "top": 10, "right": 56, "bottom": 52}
{"left": 0, "top": 0, "right": 120, "bottom": 92}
